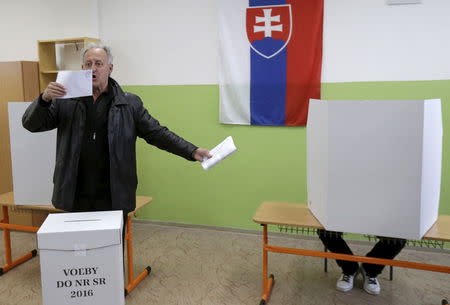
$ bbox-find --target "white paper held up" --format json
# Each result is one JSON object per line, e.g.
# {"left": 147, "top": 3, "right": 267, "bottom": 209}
{"left": 56, "top": 70, "right": 92, "bottom": 99}
{"left": 201, "top": 136, "right": 237, "bottom": 170}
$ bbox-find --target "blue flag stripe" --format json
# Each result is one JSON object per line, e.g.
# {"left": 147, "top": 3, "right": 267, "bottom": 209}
{"left": 249, "top": 0, "right": 287, "bottom": 126}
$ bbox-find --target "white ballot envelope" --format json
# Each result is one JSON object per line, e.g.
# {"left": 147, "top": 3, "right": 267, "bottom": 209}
{"left": 201, "top": 136, "right": 237, "bottom": 170}
{"left": 56, "top": 70, "right": 92, "bottom": 99}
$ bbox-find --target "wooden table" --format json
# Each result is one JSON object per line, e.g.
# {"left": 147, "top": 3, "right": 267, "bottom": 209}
{"left": 253, "top": 201, "right": 450, "bottom": 305}
{"left": 0, "top": 192, "right": 153, "bottom": 296}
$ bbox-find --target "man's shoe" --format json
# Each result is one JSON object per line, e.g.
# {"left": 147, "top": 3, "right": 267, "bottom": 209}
{"left": 336, "top": 272, "right": 357, "bottom": 292}
{"left": 361, "top": 268, "right": 381, "bottom": 295}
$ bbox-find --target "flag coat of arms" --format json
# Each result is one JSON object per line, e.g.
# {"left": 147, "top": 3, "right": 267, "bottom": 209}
{"left": 218, "top": 0, "right": 324, "bottom": 126}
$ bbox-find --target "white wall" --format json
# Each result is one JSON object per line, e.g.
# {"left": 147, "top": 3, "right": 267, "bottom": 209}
{"left": 1, "top": 0, "right": 449, "bottom": 84}
{"left": 322, "top": 0, "right": 450, "bottom": 82}
{"left": 99, "top": 0, "right": 450, "bottom": 85}
{"left": 0, "top": 0, "right": 98, "bottom": 62}
{"left": 98, "top": 0, "right": 218, "bottom": 85}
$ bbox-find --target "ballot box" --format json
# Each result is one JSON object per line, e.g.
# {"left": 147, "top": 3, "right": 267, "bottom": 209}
{"left": 37, "top": 211, "right": 124, "bottom": 305}
{"left": 307, "top": 99, "right": 442, "bottom": 240}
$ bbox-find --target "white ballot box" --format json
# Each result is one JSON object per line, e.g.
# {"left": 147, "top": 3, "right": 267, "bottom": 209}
{"left": 307, "top": 99, "right": 442, "bottom": 240}
{"left": 37, "top": 211, "right": 124, "bottom": 305}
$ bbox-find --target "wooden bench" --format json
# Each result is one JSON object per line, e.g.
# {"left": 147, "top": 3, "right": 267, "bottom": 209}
{"left": 253, "top": 201, "right": 450, "bottom": 305}
{"left": 0, "top": 192, "right": 153, "bottom": 296}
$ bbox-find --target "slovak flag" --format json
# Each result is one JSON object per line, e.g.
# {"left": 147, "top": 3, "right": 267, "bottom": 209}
{"left": 218, "top": 0, "right": 323, "bottom": 126}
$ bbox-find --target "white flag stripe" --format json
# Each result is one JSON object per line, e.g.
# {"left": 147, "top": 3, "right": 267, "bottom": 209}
{"left": 218, "top": 0, "right": 251, "bottom": 125}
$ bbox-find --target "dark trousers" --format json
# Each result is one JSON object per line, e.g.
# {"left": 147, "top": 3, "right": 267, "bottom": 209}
{"left": 317, "top": 229, "right": 406, "bottom": 277}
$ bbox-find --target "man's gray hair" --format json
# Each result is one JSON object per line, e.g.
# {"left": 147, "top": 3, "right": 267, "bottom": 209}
{"left": 82, "top": 42, "right": 113, "bottom": 64}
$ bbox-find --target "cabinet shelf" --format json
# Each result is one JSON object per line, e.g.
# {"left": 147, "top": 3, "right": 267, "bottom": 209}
{"left": 37, "top": 37, "right": 100, "bottom": 92}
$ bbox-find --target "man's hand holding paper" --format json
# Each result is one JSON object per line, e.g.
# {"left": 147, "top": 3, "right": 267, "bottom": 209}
{"left": 201, "top": 136, "right": 237, "bottom": 170}
{"left": 42, "top": 82, "right": 67, "bottom": 102}
{"left": 42, "top": 70, "right": 93, "bottom": 102}
{"left": 56, "top": 70, "right": 92, "bottom": 99}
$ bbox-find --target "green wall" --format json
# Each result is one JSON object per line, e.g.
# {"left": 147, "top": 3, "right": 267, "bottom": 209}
{"left": 125, "top": 80, "right": 450, "bottom": 231}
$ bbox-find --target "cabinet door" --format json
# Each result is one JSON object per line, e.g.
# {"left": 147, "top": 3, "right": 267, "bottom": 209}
{"left": 21, "top": 61, "right": 40, "bottom": 101}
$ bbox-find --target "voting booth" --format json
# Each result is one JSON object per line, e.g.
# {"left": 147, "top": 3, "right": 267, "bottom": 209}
{"left": 307, "top": 99, "right": 442, "bottom": 240}
{"left": 8, "top": 102, "right": 55, "bottom": 205}
{"left": 37, "top": 211, "right": 124, "bottom": 305}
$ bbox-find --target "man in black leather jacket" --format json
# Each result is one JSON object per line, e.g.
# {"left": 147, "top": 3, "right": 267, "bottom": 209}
{"left": 22, "top": 43, "right": 211, "bottom": 222}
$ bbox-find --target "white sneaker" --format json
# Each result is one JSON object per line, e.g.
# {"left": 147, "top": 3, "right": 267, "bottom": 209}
{"left": 361, "top": 268, "right": 381, "bottom": 295}
{"left": 336, "top": 272, "right": 356, "bottom": 292}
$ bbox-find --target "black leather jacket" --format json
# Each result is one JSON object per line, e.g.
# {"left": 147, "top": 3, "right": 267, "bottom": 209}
{"left": 22, "top": 78, "right": 197, "bottom": 212}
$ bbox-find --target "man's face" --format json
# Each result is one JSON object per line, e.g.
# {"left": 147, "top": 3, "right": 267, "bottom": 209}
{"left": 82, "top": 48, "right": 113, "bottom": 90}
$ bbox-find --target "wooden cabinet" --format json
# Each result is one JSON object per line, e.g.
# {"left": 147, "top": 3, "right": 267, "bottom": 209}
{"left": 0, "top": 61, "right": 46, "bottom": 225}
{"left": 38, "top": 37, "right": 100, "bottom": 92}
{"left": 0, "top": 61, "right": 39, "bottom": 195}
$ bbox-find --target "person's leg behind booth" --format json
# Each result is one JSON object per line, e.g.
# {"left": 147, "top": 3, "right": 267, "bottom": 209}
{"left": 317, "top": 229, "right": 359, "bottom": 292}
{"left": 361, "top": 237, "right": 406, "bottom": 295}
